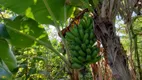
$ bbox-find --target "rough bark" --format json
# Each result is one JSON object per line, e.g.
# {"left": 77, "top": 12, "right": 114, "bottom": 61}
{"left": 90, "top": 63, "right": 98, "bottom": 80}
{"left": 70, "top": 69, "right": 79, "bottom": 80}
{"left": 93, "top": 17, "right": 131, "bottom": 80}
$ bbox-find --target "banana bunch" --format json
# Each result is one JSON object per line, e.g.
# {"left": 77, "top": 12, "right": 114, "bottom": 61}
{"left": 65, "top": 16, "right": 100, "bottom": 69}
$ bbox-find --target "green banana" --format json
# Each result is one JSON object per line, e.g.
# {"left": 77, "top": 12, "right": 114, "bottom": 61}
{"left": 64, "top": 15, "right": 101, "bottom": 65}
{"left": 72, "top": 57, "right": 82, "bottom": 64}
{"left": 88, "top": 45, "right": 93, "bottom": 49}
{"left": 86, "top": 55, "right": 91, "bottom": 61}
{"left": 78, "top": 50, "right": 86, "bottom": 57}
{"left": 85, "top": 40, "right": 89, "bottom": 45}
{"left": 75, "top": 46, "right": 81, "bottom": 50}
{"left": 83, "top": 33, "right": 89, "bottom": 42}
{"left": 70, "top": 27, "right": 79, "bottom": 36}
{"left": 69, "top": 42, "right": 77, "bottom": 46}
{"left": 70, "top": 51, "right": 79, "bottom": 57}
{"left": 90, "top": 31, "right": 94, "bottom": 40}
{"left": 71, "top": 63, "right": 82, "bottom": 69}
{"left": 91, "top": 50, "right": 98, "bottom": 58}
{"left": 92, "top": 46, "right": 99, "bottom": 53}
{"left": 78, "top": 56, "right": 85, "bottom": 62}
{"left": 90, "top": 40, "right": 94, "bottom": 45}
{"left": 80, "top": 19, "right": 87, "bottom": 29}
{"left": 78, "top": 23, "right": 84, "bottom": 29}
{"left": 86, "top": 48, "right": 91, "bottom": 54}
{"left": 66, "top": 32, "right": 75, "bottom": 40}
{"left": 79, "top": 29, "right": 84, "bottom": 39}
{"left": 65, "top": 37, "right": 73, "bottom": 42}
{"left": 74, "top": 38, "right": 82, "bottom": 44}
{"left": 88, "top": 21, "right": 93, "bottom": 29}
{"left": 81, "top": 44, "right": 86, "bottom": 50}
{"left": 68, "top": 45, "right": 75, "bottom": 50}
{"left": 86, "top": 17, "right": 93, "bottom": 27}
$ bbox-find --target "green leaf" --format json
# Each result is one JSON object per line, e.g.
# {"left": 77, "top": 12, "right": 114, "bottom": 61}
{"left": 0, "top": 59, "right": 12, "bottom": 80}
{"left": 0, "top": 24, "right": 10, "bottom": 39}
{"left": 0, "top": 0, "right": 74, "bottom": 24}
{"left": 5, "top": 16, "right": 47, "bottom": 48}
{"left": 0, "top": 0, "right": 34, "bottom": 14}
{"left": 92, "top": 0, "right": 99, "bottom": 7}
{"left": 30, "top": 0, "right": 73, "bottom": 24}
{"left": 38, "top": 32, "right": 51, "bottom": 45}
{"left": 29, "top": 0, "right": 54, "bottom": 24}
{"left": 69, "top": 0, "right": 91, "bottom": 9}
{"left": 69, "top": 0, "right": 85, "bottom": 7}
{"left": 0, "top": 39, "right": 17, "bottom": 71}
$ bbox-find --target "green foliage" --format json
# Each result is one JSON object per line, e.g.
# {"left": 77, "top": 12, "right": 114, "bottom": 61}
{"left": 68, "top": 0, "right": 94, "bottom": 10}
{"left": 0, "top": 24, "right": 10, "bottom": 39}
{"left": 4, "top": 16, "right": 49, "bottom": 48}
{"left": 1, "top": 0, "right": 141, "bottom": 79}
{"left": 117, "top": 16, "right": 142, "bottom": 79}
{"left": 0, "top": 0, "right": 33, "bottom": 14}
{"left": 0, "top": 59, "right": 12, "bottom": 80}
{"left": 0, "top": 39, "right": 17, "bottom": 71}
{"left": 0, "top": 0, "right": 74, "bottom": 24}
{"left": 133, "top": 17, "right": 142, "bottom": 34}
{"left": 0, "top": 3, "right": 69, "bottom": 78}
{"left": 14, "top": 39, "right": 67, "bottom": 80}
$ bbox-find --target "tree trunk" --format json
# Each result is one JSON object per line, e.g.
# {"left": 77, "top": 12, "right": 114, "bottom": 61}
{"left": 70, "top": 69, "right": 79, "bottom": 80}
{"left": 90, "top": 63, "right": 98, "bottom": 80}
{"left": 93, "top": 17, "right": 131, "bottom": 80}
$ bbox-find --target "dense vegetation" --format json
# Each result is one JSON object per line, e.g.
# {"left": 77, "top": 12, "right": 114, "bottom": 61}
{"left": 0, "top": 0, "right": 141, "bottom": 80}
